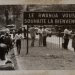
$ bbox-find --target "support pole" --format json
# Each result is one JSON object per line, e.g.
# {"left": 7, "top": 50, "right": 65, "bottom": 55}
{"left": 26, "top": 5, "right": 29, "bottom": 55}
{"left": 26, "top": 25, "right": 29, "bottom": 54}
{"left": 59, "top": 35, "right": 60, "bottom": 48}
{"left": 59, "top": 26, "right": 61, "bottom": 48}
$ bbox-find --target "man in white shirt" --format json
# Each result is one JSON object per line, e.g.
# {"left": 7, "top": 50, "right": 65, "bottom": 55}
{"left": 38, "top": 27, "right": 43, "bottom": 46}
{"left": 29, "top": 26, "right": 37, "bottom": 47}
{"left": 14, "top": 31, "right": 23, "bottom": 55}
{"left": 63, "top": 28, "right": 72, "bottom": 49}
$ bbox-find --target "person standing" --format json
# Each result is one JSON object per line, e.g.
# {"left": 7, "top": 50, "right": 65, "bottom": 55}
{"left": 63, "top": 28, "right": 70, "bottom": 49}
{"left": 29, "top": 26, "right": 36, "bottom": 47}
{"left": 14, "top": 31, "right": 23, "bottom": 55}
{"left": 38, "top": 27, "right": 43, "bottom": 46}
{"left": 24, "top": 27, "right": 27, "bottom": 39}
{"left": 13, "top": 30, "right": 15, "bottom": 38}
{"left": 72, "top": 34, "right": 75, "bottom": 52}
{"left": 42, "top": 26, "right": 47, "bottom": 47}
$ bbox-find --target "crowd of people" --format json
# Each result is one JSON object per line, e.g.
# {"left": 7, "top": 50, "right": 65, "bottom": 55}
{"left": 0, "top": 32, "right": 13, "bottom": 60}
{"left": 29, "top": 26, "right": 48, "bottom": 47}
{"left": 0, "top": 26, "right": 75, "bottom": 61}
{"left": 29, "top": 26, "right": 75, "bottom": 52}
{"left": 0, "top": 27, "right": 25, "bottom": 61}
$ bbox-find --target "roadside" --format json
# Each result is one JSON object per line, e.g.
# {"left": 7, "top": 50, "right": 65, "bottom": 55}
{"left": 9, "top": 48, "right": 18, "bottom": 70}
{"left": 14, "top": 39, "right": 75, "bottom": 70}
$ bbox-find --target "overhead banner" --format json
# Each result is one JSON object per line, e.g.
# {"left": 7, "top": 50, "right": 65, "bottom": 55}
{"left": 23, "top": 12, "right": 75, "bottom": 25}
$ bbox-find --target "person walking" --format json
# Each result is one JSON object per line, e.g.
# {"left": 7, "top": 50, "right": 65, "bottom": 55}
{"left": 14, "top": 31, "right": 23, "bottom": 55}
{"left": 38, "top": 27, "right": 43, "bottom": 46}
{"left": 4, "top": 33, "right": 12, "bottom": 54}
{"left": 42, "top": 26, "right": 47, "bottom": 47}
{"left": 29, "top": 26, "right": 36, "bottom": 47}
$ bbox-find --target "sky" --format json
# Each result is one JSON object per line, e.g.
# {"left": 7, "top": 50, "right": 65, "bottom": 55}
{"left": 1, "top": 0, "right": 75, "bottom": 5}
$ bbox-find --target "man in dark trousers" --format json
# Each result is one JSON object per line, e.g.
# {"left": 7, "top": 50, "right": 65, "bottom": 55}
{"left": 4, "top": 33, "right": 12, "bottom": 54}
{"left": 14, "top": 31, "right": 23, "bottom": 55}
{"left": 30, "top": 26, "right": 36, "bottom": 47}
{"left": 42, "top": 26, "right": 47, "bottom": 47}
{"left": 63, "top": 28, "right": 72, "bottom": 49}
{"left": 24, "top": 27, "right": 27, "bottom": 39}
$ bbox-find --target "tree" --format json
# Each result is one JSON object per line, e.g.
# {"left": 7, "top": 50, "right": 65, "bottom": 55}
{"left": 0, "top": 5, "right": 23, "bottom": 29}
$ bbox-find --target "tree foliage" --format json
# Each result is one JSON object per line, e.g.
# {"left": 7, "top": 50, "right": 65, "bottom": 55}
{"left": 0, "top": 5, "right": 23, "bottom": 28}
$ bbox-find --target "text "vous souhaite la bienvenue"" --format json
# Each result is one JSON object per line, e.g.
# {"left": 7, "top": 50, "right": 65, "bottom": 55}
{"left": 24, "top": 13, "right": 75, "bottom": 24}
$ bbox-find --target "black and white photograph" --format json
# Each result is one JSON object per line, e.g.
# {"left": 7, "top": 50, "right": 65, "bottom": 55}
{"left": 0, "top": 4, "right": 75, "bottom": 70}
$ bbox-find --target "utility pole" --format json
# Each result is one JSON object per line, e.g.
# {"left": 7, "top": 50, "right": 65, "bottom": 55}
{"left": 59, "top": 26, "right": 61, "bottom": 48}
{"left": 26, "top": 5, "right": 29, "bottom": 55}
